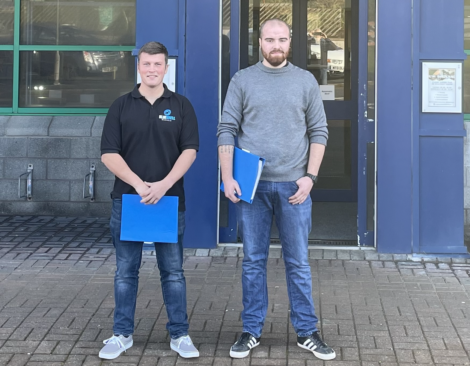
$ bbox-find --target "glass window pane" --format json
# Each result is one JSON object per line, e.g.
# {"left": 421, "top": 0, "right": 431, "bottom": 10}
{"left": 307, "top": 0, "right": 351, "bottom": 100}
{"left": 0, "top": 52, "right": 14, "bottom": 107}
{"left": 315, "top": 120, "right": 351, "bottom": 190}
{"left": 465, "top": 57, "right": 470, "bottom": 114}
{"left": 19, "top": 51, "right": 135, "bottom": 108}
{"left": 247, "top": 0, "right": 293, "bottom": 67}
{"left": 222, "top": 0, "right": 231, "bottom": 104}
{"left": 465, "top": 0, "right": 470, "bottom": 49}
{"left": 0, "top": 0, "right": 14, "bottom": 44}
{"left": 21, "top": 0, "right": 136, "bottom": 46}
{"left": 220, "top": 0, "right": 231, "bottom": 228}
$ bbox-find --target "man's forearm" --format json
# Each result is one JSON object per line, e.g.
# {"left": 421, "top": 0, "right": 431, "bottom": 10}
{"left": 161, "top": 149, "right": 197, "bottom": 187}
{"left": 101, "top": 153, "right": 145, "bottom": 190}
{"left": 307, "top": 143, "right": 326, "bottom": 175}
{"left": 218, "top": 145, "right": 235, "bottom": 181}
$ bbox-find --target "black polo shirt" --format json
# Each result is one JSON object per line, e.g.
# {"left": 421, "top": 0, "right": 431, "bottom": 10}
{"left": 101, "top": 84, "right": 199, "bottom": 211}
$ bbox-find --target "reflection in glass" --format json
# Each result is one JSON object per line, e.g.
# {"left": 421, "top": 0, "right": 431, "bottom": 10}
{"left": 367, "top": 0, "right": 376, "bottom": 118}
{"left": 315, "top": 120, "right": 351, "bottom": 190}
{"left": 465, "top": 58, "right": 470, "bottom": 114}
{"left": 21, "top": 0, "right": 136, "bottom": 46}
{"left": 222, "top": 0, "right": 231, "bottom": 104}
{"left": 465, "top": 0, "right": 470, "bottom": 49}
{"left": 19, "top": 51, "right": 135, "bottom": 108}
{"left": 247, "top": 0, "right": 293, "bottom": 67}
{"left": 0, "top": 0, "right": 14, "bottom": 44}
{"left": 307, "top": 0, "right": 350, "bottom": 101}
{"left": 0, "top": 52, "right": 13, "bottom": 107}
{"left": 220, "top": 0, "right": 231, "bottom": 228}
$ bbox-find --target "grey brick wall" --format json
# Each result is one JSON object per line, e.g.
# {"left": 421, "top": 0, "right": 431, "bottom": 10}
{"left": 0, "top": 116, "right": 113, "bottom": 217}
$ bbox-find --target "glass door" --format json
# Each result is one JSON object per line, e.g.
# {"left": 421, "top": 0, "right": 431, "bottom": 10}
{"left": 219, "top": 0, "right": 374, "bottom": 244}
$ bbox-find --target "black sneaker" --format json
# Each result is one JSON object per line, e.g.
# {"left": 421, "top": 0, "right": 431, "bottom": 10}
{"left": 297, "top": 331, "right": 336, "bottom": 360}
{"left": 229, "top": 332, "right": 260, "bottom": 358}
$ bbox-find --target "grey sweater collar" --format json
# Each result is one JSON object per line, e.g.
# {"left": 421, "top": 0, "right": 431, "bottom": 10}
{"left": 255, "top": 61, "right": 292, "bottom": 74}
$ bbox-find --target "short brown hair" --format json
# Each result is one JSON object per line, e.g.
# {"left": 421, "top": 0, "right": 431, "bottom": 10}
{"left": 138, "top": 41, "right": 168, "bottom": 64}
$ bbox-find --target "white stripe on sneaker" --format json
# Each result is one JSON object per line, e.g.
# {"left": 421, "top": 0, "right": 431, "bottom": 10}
{"left": 303, "top": 340, "right": 318, "bottom": 350}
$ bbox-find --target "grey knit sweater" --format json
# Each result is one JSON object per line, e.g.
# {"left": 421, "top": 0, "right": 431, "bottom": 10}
{"left": 217, "top": 61, "right": 328, "bottom": 182}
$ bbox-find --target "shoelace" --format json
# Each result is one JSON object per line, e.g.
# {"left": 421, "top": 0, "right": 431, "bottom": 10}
{"left": 310, "top": 334, "right": 328, "bottom": 348}
{"left": 237, "top": 333, "right": 253, "bottom": 345}
{"left": 174, "top": 335, "right": 192, "bottom": 347}
{"left": 104, "top": 335, "right": 126, "bottom": 350}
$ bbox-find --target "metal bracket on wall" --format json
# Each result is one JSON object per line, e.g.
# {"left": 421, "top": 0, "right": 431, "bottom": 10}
{"left": 83, "top": 164, "right": 96, "bottom": 202}
{"left": 18, "top": 164, "right": 33, "bottom": 201}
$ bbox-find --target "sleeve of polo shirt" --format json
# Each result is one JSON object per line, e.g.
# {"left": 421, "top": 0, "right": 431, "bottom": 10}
{"left": 100, "top": 99, "right": 122, "bottom": 155}
{"left": 179, "top": 98, "right": 199, "bottom": 152}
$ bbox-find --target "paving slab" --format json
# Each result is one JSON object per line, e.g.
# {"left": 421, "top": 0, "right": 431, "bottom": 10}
{"left": 0, "top": 216, "right": 470, "bottom": 365}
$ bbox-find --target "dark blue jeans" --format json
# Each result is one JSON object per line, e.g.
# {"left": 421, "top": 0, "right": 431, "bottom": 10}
{"left": 109, "top": 199, "right": 188, "bottom": 339}
{"left": 236, "top": 180, "right": 318, "bottom": 338}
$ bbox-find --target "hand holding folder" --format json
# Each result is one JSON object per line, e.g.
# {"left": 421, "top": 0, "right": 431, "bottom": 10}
{"left": 221, "top": 147, "right": 265, "bottom": 204}
{"left": 120, "top": 194, "right": 179, "bottom": 243}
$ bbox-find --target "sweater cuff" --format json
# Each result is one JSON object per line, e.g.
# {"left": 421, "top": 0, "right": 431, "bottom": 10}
{"left": 217, "top": 134, "right": 235, "bottom": 147}
{"left": 309, "top": 136, "right": 328, "bottom": 146}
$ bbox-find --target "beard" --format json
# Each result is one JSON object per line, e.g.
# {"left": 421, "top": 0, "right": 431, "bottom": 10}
{"left": 261, "top": 48, "right": 289, "bottom": 67}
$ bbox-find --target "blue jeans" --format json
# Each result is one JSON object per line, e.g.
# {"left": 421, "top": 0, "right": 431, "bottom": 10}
{"left": 236, "top": 180, "right": 318, "bottom": 338}
{"left": 109, "top": 199, "right": 188, "bottom": 339}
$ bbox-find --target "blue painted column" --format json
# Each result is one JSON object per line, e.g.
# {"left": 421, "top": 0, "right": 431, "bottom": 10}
{"left": 183, "top": 0, "right": 219, "bottom": 248}
{"left": 135, "top": 0, "right": 219, "bottom": 248}
{"left": 376, "top": 1, "right": 413, "bottom": 253}
{"left": 377, "top": 0, "right": 467, "bottom": 254}
{"left": 413, "top": 0, "right": 467, "bottom": 254}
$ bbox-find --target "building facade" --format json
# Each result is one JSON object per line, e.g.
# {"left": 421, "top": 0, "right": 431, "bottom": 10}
{"left": 0, "top": 0, "right": 468, "bottom": 254}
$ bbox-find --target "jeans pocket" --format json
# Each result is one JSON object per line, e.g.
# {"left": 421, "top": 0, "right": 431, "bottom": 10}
{"left": 110, "top": 199, "right": 122, "bottom": 234}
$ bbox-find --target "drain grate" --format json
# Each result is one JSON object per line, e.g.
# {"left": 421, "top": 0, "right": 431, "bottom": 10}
{"left": 269, "top": 239, "right": 357, "bottom": 246}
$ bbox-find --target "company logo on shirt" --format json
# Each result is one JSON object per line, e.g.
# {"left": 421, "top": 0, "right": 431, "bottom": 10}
{"left": 159, "top": 109, "right": 176, "bottom": 122}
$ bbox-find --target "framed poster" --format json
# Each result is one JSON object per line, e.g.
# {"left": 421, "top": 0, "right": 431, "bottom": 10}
{"left": 422, "top": 62, "right": 462, "bottom": 113}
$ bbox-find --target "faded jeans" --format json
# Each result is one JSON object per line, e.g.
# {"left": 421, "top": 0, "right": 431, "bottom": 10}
{"left": 236, "top": 180, "right": 318, "bottom": 338}
{"left": 109, "top": 199, "right": 188, "bottom": 339}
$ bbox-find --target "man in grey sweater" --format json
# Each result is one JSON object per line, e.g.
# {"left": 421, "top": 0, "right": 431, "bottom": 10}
{"left": 217, "top": 19, "right": 336, "bottom": 361}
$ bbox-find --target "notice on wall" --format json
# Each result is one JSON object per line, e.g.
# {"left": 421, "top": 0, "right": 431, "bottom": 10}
{"left": 422, "top": 62, "right": 462, "bottom": 113}
{"left": 320, "top": 85, "right": 335, "bottom": 100}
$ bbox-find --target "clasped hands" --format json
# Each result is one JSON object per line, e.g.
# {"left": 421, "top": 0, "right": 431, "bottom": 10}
{"left": 135, "top": 180, "right": 171, "bottom": 205}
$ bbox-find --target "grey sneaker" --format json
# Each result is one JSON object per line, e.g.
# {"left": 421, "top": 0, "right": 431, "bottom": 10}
{"left": 99, "top": 335, "right": 133, "bottom": 359}
{"left": 170, "top": 335, "right": 199, "bottom": 358}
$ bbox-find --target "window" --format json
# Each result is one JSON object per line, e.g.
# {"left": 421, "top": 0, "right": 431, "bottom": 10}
{"left": 0, "top": 0, "right": 136, "bottom": 114}
{"left": 465, "top": 0, "right": 470, "bottom": 118}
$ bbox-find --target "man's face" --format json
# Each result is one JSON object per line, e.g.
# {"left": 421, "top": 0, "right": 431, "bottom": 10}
{"left": 137, "top": 53, "right": 168, "bottom": 88}
{"left": 259, "top": 22, "right": 290, "bottom": 67}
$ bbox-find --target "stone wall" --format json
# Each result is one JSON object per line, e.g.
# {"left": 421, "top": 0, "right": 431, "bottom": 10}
{"left": 0, "top": 116, "right": 113, "bottom": 217}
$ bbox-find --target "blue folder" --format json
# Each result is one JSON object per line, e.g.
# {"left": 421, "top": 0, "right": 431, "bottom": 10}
{"left": 120, "top": 194, "right": 179, "bottom": 243}
{"left": 221, "top": 147, "right": 265, "bottom": 204}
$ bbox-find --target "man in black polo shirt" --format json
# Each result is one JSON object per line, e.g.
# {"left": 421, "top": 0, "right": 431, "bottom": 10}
{"left": 99, "top": 42, "right": 199, "bottom": 360}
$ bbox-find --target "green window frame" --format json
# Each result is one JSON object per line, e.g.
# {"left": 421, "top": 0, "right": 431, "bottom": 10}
{"left": 0, "top": 0, "right": 135, "bottom": 116}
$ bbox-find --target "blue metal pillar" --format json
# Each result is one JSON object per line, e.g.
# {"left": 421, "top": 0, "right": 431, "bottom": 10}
{"left": 377, "top": 0, "right": 467, "bottom": 254}
{"left": 376, "top": 1, "right": 413, "bottom": 253}
{"left": 412, "top": 0, "right": 467, "bottom": 254}
{"left": 183, "top": 0, "right": 219, "bottom": 248}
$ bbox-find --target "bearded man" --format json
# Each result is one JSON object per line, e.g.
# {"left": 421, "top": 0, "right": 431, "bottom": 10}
{"left": 217, "top": 19, "right": 336, "bottom": 361}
